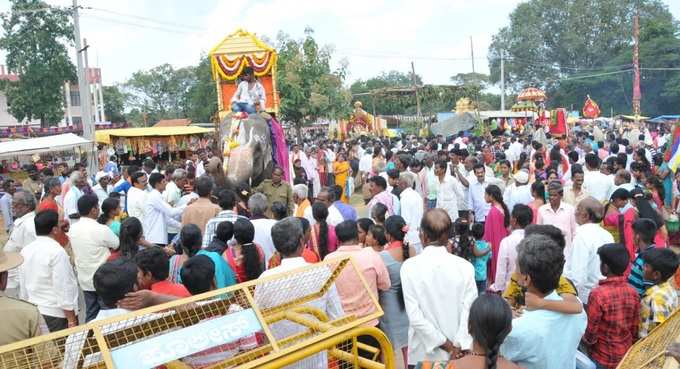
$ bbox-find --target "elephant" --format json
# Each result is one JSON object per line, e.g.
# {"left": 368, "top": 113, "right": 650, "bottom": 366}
{"left": 220, "top": 113, "right": 274, "bottom": 187}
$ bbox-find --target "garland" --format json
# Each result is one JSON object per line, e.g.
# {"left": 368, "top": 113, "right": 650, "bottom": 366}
{"left": 211, "top": 52, "right": 276, "bottom": 81}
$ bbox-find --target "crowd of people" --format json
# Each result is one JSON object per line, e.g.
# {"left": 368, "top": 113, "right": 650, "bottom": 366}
{"left": 0, "top": 120, "right": 679, "bottom": 369}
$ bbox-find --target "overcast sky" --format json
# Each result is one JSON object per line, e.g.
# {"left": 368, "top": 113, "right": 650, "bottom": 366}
{"left": 1, "top": 0, "right": 679, "bottom": 86}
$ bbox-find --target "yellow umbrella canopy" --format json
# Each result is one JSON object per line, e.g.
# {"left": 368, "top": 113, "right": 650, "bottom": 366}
{"left": 517, "top": 87, "right": 547, "bottom": 101}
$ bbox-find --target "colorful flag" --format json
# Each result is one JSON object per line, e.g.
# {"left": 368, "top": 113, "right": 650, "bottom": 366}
{"left": 582, "top": 95, "right": 601, "bottom": 119}
{"left": 666, "top": 124, "right": 680, "bottom": 172}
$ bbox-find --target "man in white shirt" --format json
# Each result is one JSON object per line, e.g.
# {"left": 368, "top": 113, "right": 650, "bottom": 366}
{"left": 467, "top": 164, "right": 493, "bottom": 222}
{"left": 126, "top": 171, "right": 148, "bottom": 222}
{"left": 162, "top": 168, "right": 186, "bottom": 207}
{"left": 317, "top": 187, "right": 344, "bottom": 227}
{"left": 68, "top": 194, "right": 119, "bottom": 322}
{"left": 92, "top": 171, "right": 112, "bottom": 207}
{"left": 564, "top": 197, "right": 614, "bottom": 303}
{"left": 163, "top": 168, "right": 187, "bottom": 240}
{"left": 194, "top": 150, "right": 207, "bottom": 178}
{"left": 248, "top": 193, "right": 277, "bottom": 265}
{"left": 358, "top": 148, "right": 373, "bottom": 179}
{"left": 230, "top": 67, "right": 266, "bottom": 113}
{"left": 401, "top": 209, "right": 477, "bottom": 365}
{"left": 0, "top": 179, "right": 16, "bottom": 232}
{"left": 434, "top": 160, "right": 464, "bottom": 223}
{"left": 63, "top": 171, "right": 86, "bottom": 222}
{"left": 582, "top": 153, "right": 613, "bottom": 202}
{"left": 492, "top": 204, "right": 532, "bottom": 293}
{"left": 3, "top": 191, "right": 37, "bottom": 298}
{"left": 398, "top": 172, "right": 424, "bottom": 253}
{"left": 609, "top": 169, "right": 635, "bottom": 198}
{"left": 509, "top": 137, "right": 524, "bottom": 165}
{"left": 292, "top": 183, "right": 314, "bottom": 226}
{"left": 19, "top": 210, "right": 79, "bottom": 332}
{"left": 143, "top": 173, "right": 186, "bottom": 246}
{"left": 503, "top": 170, "right": 533, "bottom": 212}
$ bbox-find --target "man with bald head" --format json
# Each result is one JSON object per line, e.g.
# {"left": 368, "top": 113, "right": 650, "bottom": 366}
{"left": 564, "top": 196, "right": 614, "bottom": 303}
{"left": 400, "top": 209, "right": 477, "bottom": 365}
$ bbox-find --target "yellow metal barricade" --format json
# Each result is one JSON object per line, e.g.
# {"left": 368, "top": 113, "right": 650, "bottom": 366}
{"left": 0, "top": 257, "right": 394, "bottom": 369}
{"left": 617, "top": 308, "right": 680, "bottom": 369}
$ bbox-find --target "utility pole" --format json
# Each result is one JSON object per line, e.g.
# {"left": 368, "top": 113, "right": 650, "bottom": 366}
{"left": 500, "top": 50, "right": 505, "bottom": 111}
{"left": 72, "top": 0, "right": 97, "bottom": 176}
{"left": 470, "top": 36, "right": 475, "bottom": 73}
{"left": 84, "top": 38, "right": 98, "bottom": 123}
{"left": 411, "top": 62, "right": 421, "bottom": 116}
{"left": 411, "top": 61, "right": 423, "bottom": 133}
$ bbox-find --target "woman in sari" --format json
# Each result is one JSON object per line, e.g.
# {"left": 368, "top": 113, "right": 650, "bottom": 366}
{"left": 631, "top": 188, "right": 669, "bottom": 247}
{"left": 316, "top": 147, "right": 327, "bottom": 187}
{"left": 603, "top": 188, "right": 637, "bottom": 260}
{"left": 483, "top": 185, "right": 509, "bottom": 284}
{"left": 333, "top": 152, "right": 351, "bottom": 203}
{"left": 645, "top": 175, "right": 665, "bottom": 212}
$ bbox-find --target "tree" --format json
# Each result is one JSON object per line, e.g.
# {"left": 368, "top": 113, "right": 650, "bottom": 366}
{"left": 124, "top": 63, "right": 196, "bottom": 125}
{"left": 276, "top": 28, "right": 351, "bottom": 139}
{"left": 487, "top": 0, "right": 680, "bottom": 115}
{"left": 185, "top": 55, "right": 217, "bottom": 123}
{"left": 0, "top": 0, "right": 75, "bottom": 127}
{"left": 102, "top": 85, "right": 128, "bottom": 123}
{"left": 450, "top": 72, "right": 489, "bottom": 89}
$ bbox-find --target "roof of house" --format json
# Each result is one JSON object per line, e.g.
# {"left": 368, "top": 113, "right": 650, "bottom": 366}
{"left": 209, "top": 29, "right": 274, "bottom": 56}
{"left": 153, "top": 119, "right": 192, "bottom": 127}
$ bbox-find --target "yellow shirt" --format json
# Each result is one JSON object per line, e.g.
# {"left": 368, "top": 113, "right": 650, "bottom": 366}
{"left": 503, "top": 272, "right": 577, "bottom": 308}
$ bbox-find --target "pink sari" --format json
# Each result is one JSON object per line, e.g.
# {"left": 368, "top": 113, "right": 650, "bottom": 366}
{"left": 484, "top": 205, "right": 509, "bottom": 284}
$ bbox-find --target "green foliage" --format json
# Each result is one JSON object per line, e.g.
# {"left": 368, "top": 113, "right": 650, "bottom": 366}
{"left": 123, "top": 63, "right": 196, "bottom": 125}
{"left": 276, "top": 28, "right": 351, "bottom": 135}
{"left": 450, "top": 72, "right": 489, "bottom": 89}
{"left": 102, "top": 85, "right": 128, "bottom": 123}
{"left": 350, "top": 70, "right": 500, "bottom": 115}
{"left": 0, "top": 0, "right": 75, "bottom": 127}
{"left": 185, "top": 55, "right": 217, "bottom": 123}
{"left": 488, "top": 0, "right": 680, "bottom": 115}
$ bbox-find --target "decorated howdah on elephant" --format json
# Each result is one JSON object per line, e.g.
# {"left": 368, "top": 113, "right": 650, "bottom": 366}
{"left": 219, "top": 112, "right": 289, "bottom": 187}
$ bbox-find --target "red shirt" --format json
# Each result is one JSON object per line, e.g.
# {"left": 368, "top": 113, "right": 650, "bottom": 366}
{"left": 150, "top": 280, "right": 191, "bottom": 298}
{"left": 583, "top": 276, "right": 640, "bottom": 369}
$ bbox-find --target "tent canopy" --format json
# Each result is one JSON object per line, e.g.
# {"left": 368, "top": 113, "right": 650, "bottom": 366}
{"left": 0, "top": 133, "right": 92, "bottom": 158}
{"left": 431, "top": 112, "right": 478, "bottom": 136}
{"left": 95, "top": 126, "right": 214, "bottom": 144}
{"left": 647, "top": 115, "right": 680, "bottom": 123}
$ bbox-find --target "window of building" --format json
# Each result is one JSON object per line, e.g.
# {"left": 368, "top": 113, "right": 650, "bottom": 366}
{"left": 72, "top": 116, "right": 82, "bottom": 125}
{"left": 70, "top": 91, "right": 81, "bottom": 106}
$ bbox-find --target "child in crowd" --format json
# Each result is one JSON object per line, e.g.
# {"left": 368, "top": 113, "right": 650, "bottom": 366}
{"left": 503, "top": 224, "right": 583, "bottom": 314}
{"left": 471, "top": 223, "right": 491, "bottom": 295}
{"left": 135, "top": 247, "right": 191, "bottom": 298}
{"left": 365, "top": 224, "right": 387, "bottom": 252}
{"left": 451, "top": 218, "right": 474, "bottom": 261}
{"left": 628, "top": 218, "right": 658, "bottom": 296}
{"left": 583, "top": 243, "right": 640, "bottom": 369}
{"left": 639, "top": 248, "right": 679, "bottom": 338}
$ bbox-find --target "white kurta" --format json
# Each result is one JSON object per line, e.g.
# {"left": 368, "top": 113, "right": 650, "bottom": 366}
{"left": 401, "top": 246, "right": 477, "bottom": 364}
{"left": 399, "top": 187, "right": 424, "bottom": 254}
{"left": 564, "top": 222, "right": 614, "bottom": 303}
{"left": 436, "top": 176, "right": 464, "bottom": 223}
